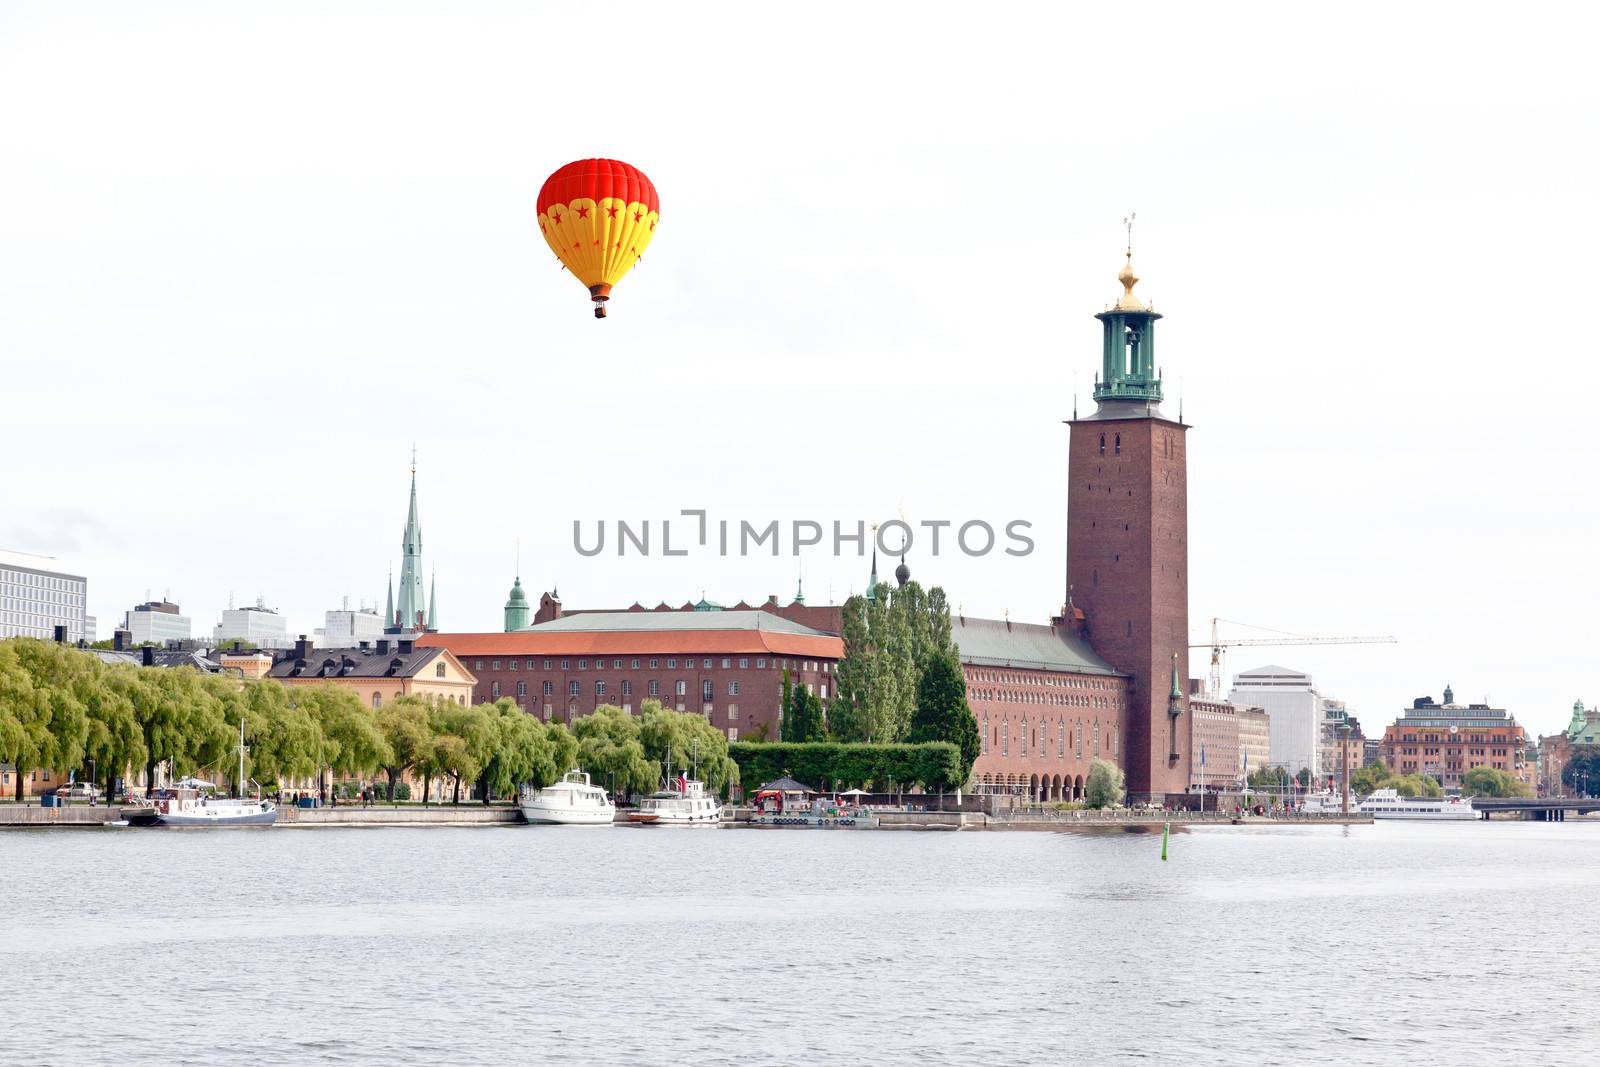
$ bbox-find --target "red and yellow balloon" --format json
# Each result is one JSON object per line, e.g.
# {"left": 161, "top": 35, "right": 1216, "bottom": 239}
{"left": 537, "top": 158, "right": 659, "bottom": 318}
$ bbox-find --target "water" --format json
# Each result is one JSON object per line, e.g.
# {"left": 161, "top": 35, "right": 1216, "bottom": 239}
{"left": 2, "top": 820, "right": 1595, "bottom": 1065}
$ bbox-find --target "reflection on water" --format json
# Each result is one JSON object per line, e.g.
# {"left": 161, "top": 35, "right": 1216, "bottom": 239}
{"left": 2, "top": 820, "right": 1596, "bottom": 1065}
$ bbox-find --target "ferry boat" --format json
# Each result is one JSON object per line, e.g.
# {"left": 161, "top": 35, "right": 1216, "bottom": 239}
{"left": 520, "top": 769, "right": 616, "bottom": 825}
{"left": 1356, "top": 788, "right": 1477, "bottom": 821}
{"left": 627, "top": 775, "right": 723, "bottom": 826}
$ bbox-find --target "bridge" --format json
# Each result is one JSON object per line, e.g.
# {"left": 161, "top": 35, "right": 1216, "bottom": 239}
{"left": 1471, "top": 798, "right": 1600, "bottom": 821}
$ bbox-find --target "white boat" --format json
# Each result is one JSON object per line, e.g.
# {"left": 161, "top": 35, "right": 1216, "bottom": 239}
{"left": 520, "top": 769, "right": 616, "bottom": 825}
{"left": 628, "top": 776, "right": 723, "bottom": 826}
{"left": 1357, "top": 788, "right": 1477, "bottom": 821}
{"left": 126, "top": 721, "right": 276, "bottom": 827}
{"left": 126, "top": 787, "right": 277, "bottom": 826}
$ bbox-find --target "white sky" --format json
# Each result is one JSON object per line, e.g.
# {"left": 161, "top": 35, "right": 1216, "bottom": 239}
{"left": 2, "top": 3, "right": 1596, "bottom": 737}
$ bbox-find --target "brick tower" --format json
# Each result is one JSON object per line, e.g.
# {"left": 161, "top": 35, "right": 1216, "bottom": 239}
{"left": 1064, "top": 244, "right": 1190, "bottom": 803}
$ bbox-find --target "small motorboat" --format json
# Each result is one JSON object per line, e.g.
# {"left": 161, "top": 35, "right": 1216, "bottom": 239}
{"left": 520, "top": 769, "right": 616, "bottom": 826}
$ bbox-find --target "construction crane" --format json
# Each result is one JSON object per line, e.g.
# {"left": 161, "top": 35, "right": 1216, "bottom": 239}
{"left": 1191, "top": 618, "right": 1397, "bottom": 699}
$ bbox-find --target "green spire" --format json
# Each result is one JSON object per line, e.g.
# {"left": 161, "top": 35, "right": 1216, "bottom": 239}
{"left": 395, "top": 455, "right": 426, "bottom": 632}
{"left": 384, "top": 567, "right": 394, "bottom": 628}
{"left": 426, "top": 568, "right": 436, "bottom": 630}
{"left": 794, "top": 576, "right": 805, "bottom": 605}
{"left": 1092, "top": 238, "right": 1165, "bottom": 407}
{"left": 1169, "top": 653, "right": 1183, "bottom": 700}
{"left": 866, "top": 549, "right": 879, "bottom": 602}
{"left": 503, "top": 576, "right": 530, "bottom": 632}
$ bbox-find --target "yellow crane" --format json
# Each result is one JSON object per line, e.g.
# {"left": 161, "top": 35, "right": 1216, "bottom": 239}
{"left": 1191, "top": 618, "right": 1397, "bottom": 699}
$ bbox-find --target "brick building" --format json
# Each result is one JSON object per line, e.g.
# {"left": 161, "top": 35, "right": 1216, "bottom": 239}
{"left": 1189, "top": 695, "right": 1243, "bottom": 791}
{"left": 1537, "top": 700, "right": 1598, "bottom": 795}
{"left": 1063, "top": 249, "right": 1191, "bottom": 802}
{"left": 958, "top": 614, "right": 1130, "bottom": 801}
{"left": 423, "top": 610, "right": 842, "bottom": 741}
{"left": 1378, "top": 686, "right": 1529, "bottom": 790}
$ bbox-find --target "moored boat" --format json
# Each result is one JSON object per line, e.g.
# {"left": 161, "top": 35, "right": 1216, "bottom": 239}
{"left": 126, "top": 786, "right": 277, "bottom": 826}
{"left": 1356, "top": 788, "right": 1477, "bottom": 820}
{"left": 628, "top": 775, "right": 723, "bottom": 826}
{"left": 520, "top": 769, "right": 616, "bottom": 825}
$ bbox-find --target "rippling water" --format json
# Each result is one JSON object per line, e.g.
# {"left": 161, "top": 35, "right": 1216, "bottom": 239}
{"left": 3, "top": 820, "right": 1595, "bottom": 1065}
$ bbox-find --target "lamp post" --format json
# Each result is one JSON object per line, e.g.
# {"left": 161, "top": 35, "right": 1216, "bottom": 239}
{"left": 1338, "top": 723, "right": 1351, "bottom": 816}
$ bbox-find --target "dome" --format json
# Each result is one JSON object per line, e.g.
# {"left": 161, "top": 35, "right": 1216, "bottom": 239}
{"left": 504, "top": 577, "right": 528, "bottom": 610}
{"left": 894, "top": 555, "right": 910, "bottom": 587}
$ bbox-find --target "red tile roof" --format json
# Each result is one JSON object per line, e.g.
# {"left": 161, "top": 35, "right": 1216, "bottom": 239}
{"left": 419, "top": 629, "right": 843, "bottom": 659}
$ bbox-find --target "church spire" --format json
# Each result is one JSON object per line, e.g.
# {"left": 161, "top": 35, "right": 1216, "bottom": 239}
{"left": 393, "top": 452, "right": 427, "bottom": 633}
{"left": 384, "top": 566, "right": 394, "bottom": 627}
{"left": 427, "top": 567, "right": 437, "bottom": 630}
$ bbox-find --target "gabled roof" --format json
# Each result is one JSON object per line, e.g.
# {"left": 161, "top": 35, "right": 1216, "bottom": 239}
{"left": 952, "top": 616, "right": 1122, "bottom": 676}
{"left": 267, "top": 645, "right": 449, "bottom": 681}
{"left": 422, "top": 610, "right": 842, "bottom": 659}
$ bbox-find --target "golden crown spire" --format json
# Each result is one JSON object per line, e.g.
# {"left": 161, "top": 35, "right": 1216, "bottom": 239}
{"left": 1115, "top": 212, "right": 1143, "bottom": 311}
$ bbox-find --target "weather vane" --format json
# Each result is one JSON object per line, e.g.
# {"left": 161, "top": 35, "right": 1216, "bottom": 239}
{"left": 1123, "top": 212, "right": 1136, "bottom": 256}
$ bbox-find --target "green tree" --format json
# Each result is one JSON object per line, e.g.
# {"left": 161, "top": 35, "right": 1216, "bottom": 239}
{"left": 82, "top": 666, "right": 148, "bottom": 799}
{"left": 639, "top": 700, "right": 739, "bottom": 796}
{"left": 832, "top": 581, "right": 956, "bottom": 745}
{"left": 432, "top": 703, "right": 497, "bottom": 803}
{"left": 241, "top": 680, "right": 325, "bottom": 791}
{"left": 1461, "top": 766, "right": 1531, "bottom": 798}
{"left": 782, "top": 673, "right": 827, "bottom": 743}
{"left": 476, "top": 699, "right": 567, "bottom": 803}
{"left": 571, "top": 705, "right": 657, "bottom": 799}
{"left": 375, "top": 697, "right": 435, "bottom": 801}
{"left": 6, "top": 638, "right": 92, "bottom": 800}
{"left": 728, "top": 740, "right": 960, "bottom": 793}
{"left": 1349, "top": 761, "right": 1390, "bottom": 796}
{"left": 295, "top": 685, "right": 391, "bottom": 794}
{"left": 1084, "top": 758, "right": 1125, "bottom": 808}
{"left": 1562, "top": 749, "right": 1600, "bottom": 796}
{"left": 907, "top": 653, "right": 979, "bottom": 787}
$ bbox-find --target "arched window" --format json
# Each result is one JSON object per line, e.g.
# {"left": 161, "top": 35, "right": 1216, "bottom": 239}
{"left": 1114, "top": 433, "right": 1121, "bottom": 454}
{"left": 1098, "top": 434, "right": 1105, "bottom": 455}
{"left": 371, "top": 692, "right": 381, "bottom": 708}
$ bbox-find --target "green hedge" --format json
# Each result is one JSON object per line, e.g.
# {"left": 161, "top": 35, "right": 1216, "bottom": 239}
{"left": 729, "top": 741, "right": 961, "bottom": 792}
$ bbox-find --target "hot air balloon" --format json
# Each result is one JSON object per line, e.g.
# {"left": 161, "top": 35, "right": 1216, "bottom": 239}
{"left": 537, "top": 158, "right": 659, "bottom": 318}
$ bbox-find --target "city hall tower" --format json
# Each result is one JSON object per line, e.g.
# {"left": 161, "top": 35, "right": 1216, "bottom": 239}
{"left": 1065, "top": 245, "right": 1190, "bottom": 802}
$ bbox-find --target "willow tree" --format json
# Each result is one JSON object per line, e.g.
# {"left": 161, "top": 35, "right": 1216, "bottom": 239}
{"left": 639, "top": 700, "right": 739, "bottom": 796}
{"left": 375, "top": 696, "right": 434, "bottom": 802}
{"left": 84, "top": 665, "right": 148, "bottom": 799}
{"left": 571, "top": 704, "right": 657, "bottom": 800}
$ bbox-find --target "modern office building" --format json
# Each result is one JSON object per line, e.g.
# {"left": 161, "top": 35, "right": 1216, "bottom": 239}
{"left": 212, "top": 600, "right": 291, "bottom": 649}
{"left": 0, "top": 549, "right": 89, "bottom": 643}
{"left": 122, "top": 600, "right": 192, "bottom": 645}
{"left": 1229, "top": 664, "right": 1324, "bottom": 777}
{"left": 315, "top": 602, "right": 387, "bottom": 648}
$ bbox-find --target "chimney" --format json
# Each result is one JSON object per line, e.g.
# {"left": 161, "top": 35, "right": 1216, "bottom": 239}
{"left": 398, "top": 638, "right": 414, "bottom": 655}
{"left": 113, "top": 629, "right": 130, "bottom": 652}
{"left": 141, "top": 646, "right": 155, "bottom": 667}
{"left": 376, "top": 639, "right": 390, "bottom": 655}
{"left": 53, "top": 624, "right": 67, "bottom": 644}
{"left": 293, "top": 635, "right": 314, "bottom": 661}
{"left": 232, "top": 641, "right": 242, "bottom": 653}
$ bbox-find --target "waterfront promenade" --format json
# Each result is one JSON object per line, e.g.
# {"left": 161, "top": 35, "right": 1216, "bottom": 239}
{"left": 0, "top": 802, "right": 1369, "bottom": 830}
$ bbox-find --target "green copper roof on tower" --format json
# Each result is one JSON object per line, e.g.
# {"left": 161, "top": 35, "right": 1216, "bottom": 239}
{"left": 1091, "top": 223, "right": 1165, "bottom": 408}
{"left": 504, "top": 575, "right": 530, "bottom": 632}
{"left": 393, "top": 453, "right": 428, "bottom": 632}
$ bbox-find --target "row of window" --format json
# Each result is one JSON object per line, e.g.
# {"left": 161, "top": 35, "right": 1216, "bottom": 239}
{"left": 972, "top": 688, "right": 1118, "bottom": 709}
{"left": 489, "top": 678, "right": 747, "bottom": 701}
{"left": 967, "top": 669, "right": 1114, "bottom": 690}
{"left": 474, "top": 656, "right": 828, "bottom": 674}
{"left": 979, "top": 715, "right": 1118, "bottom": 761}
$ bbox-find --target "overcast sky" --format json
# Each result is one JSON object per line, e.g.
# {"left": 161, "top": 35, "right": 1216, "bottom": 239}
{"left": 2, "top": 3, "right": 1595, "bottom": 736}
